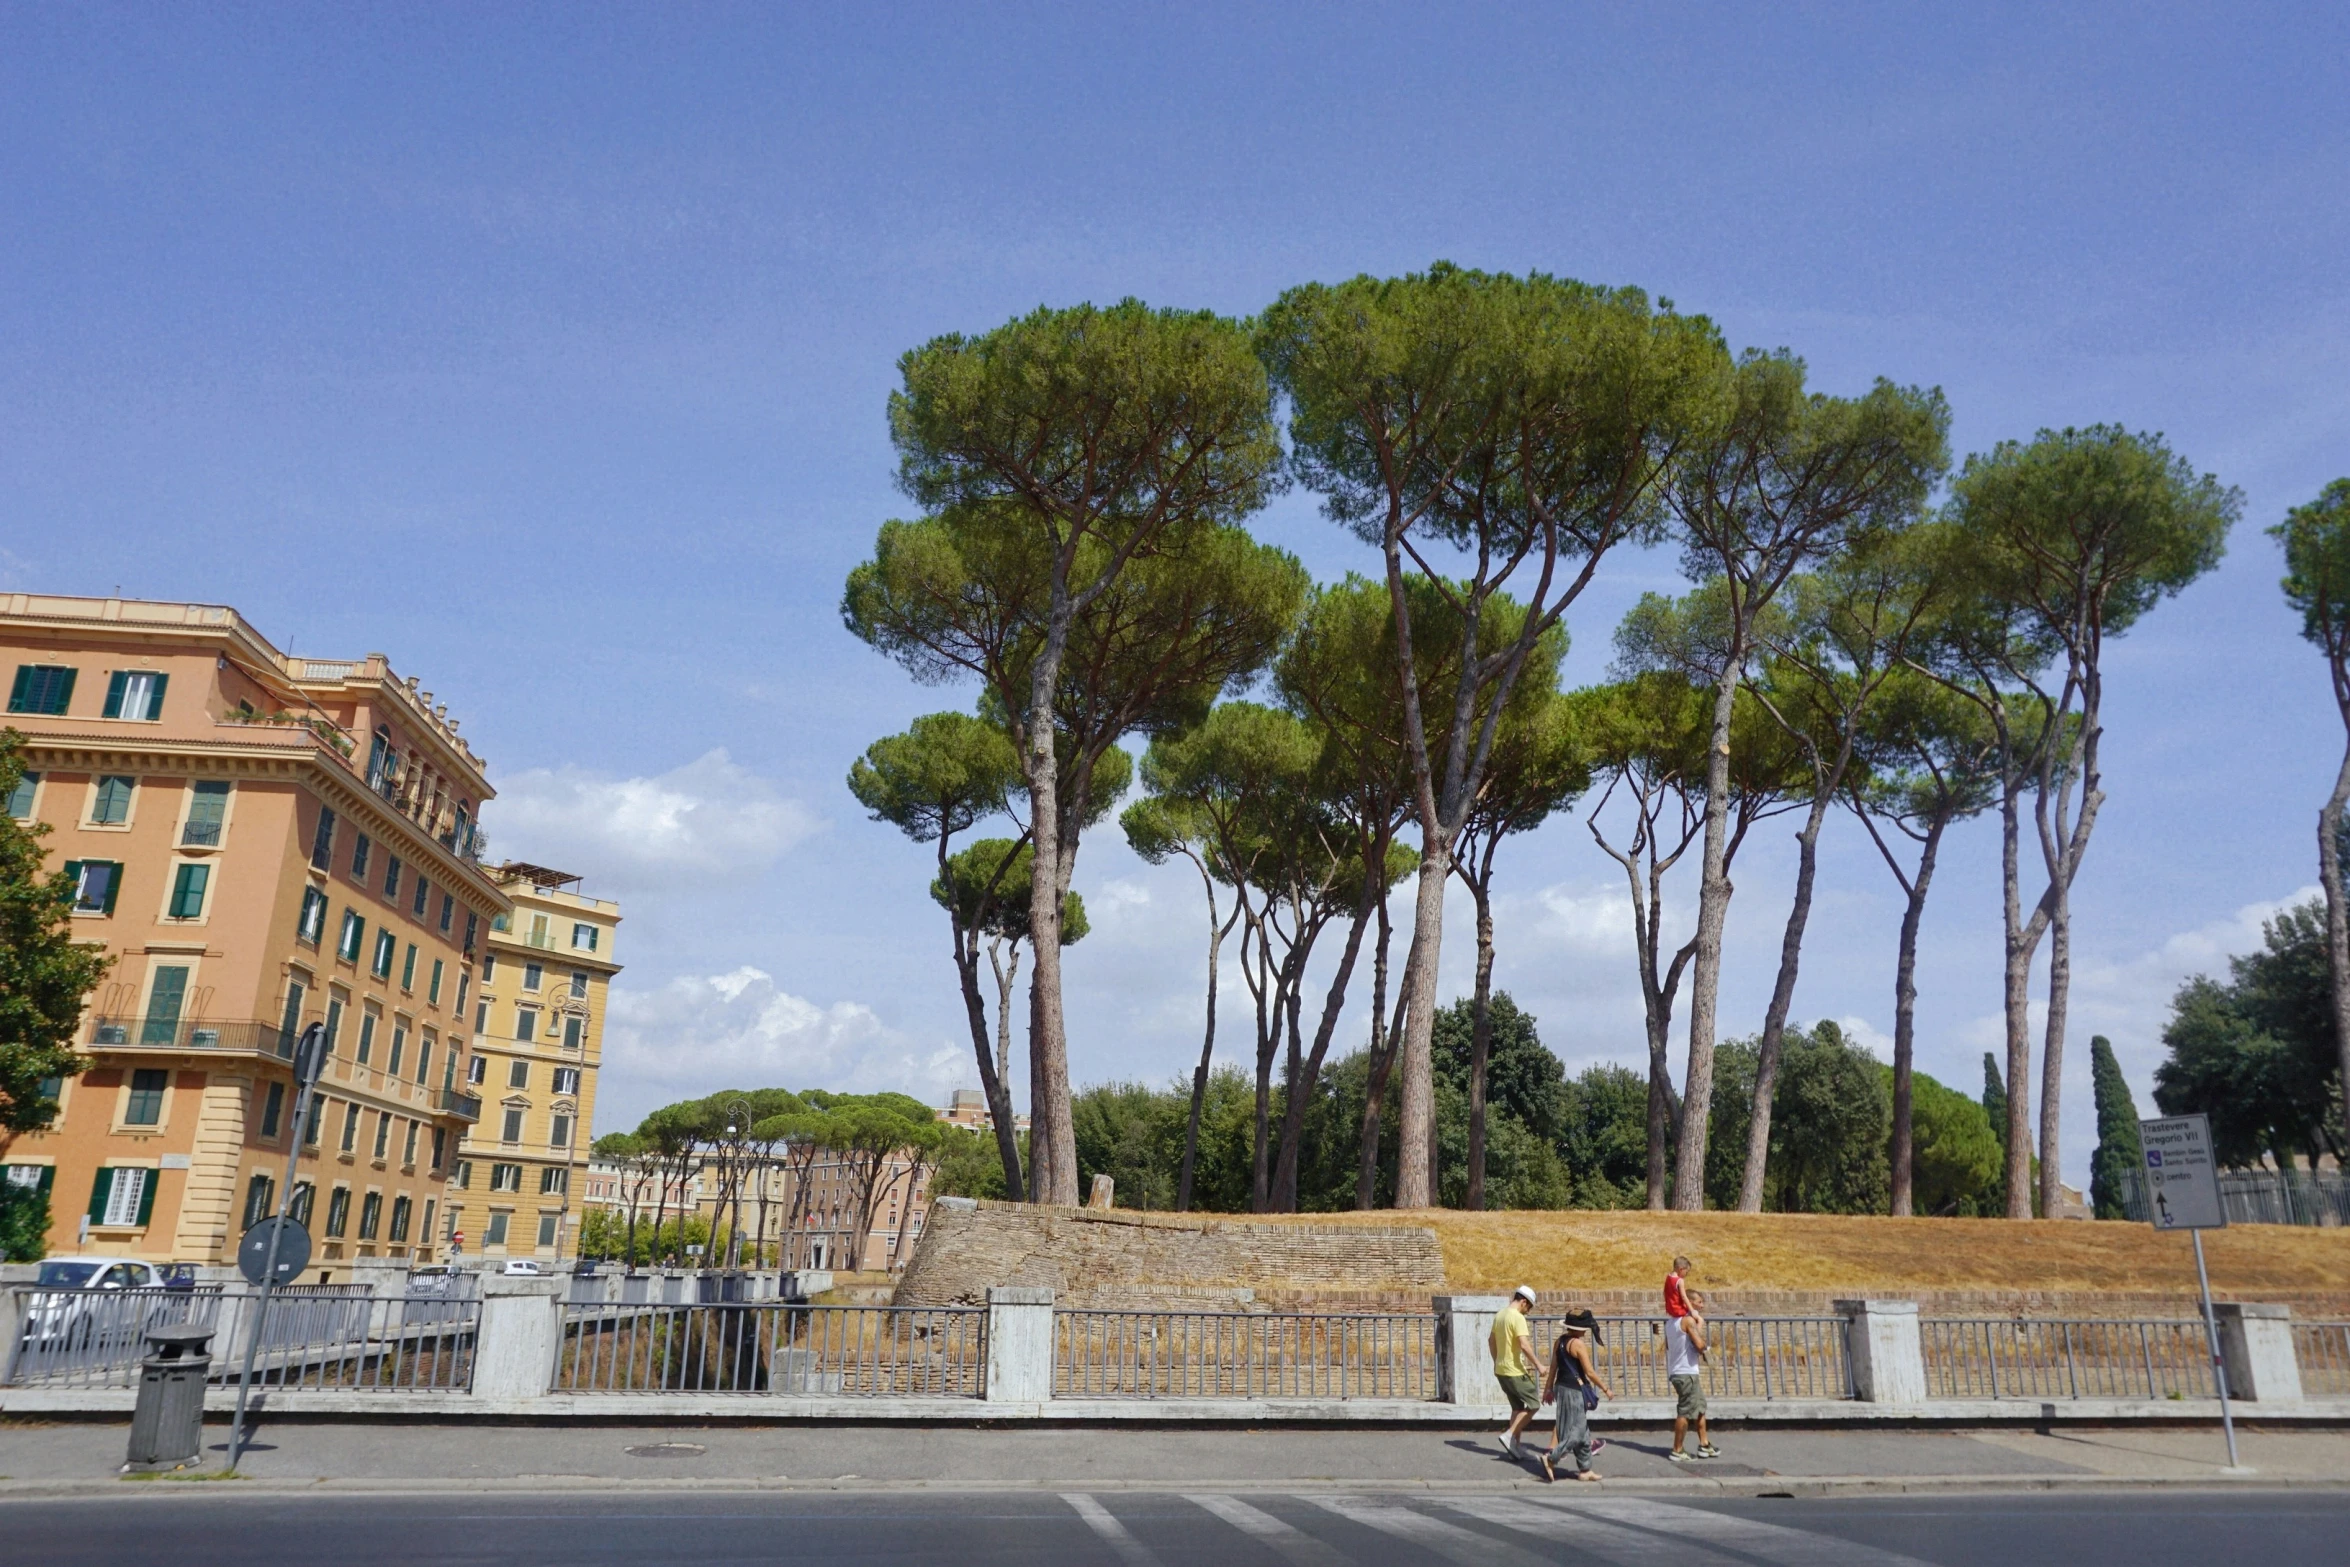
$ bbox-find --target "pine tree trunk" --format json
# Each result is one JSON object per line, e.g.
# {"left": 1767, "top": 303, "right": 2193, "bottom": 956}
{"left": 2000, "top": 776, "right": 2036, "bottom": 1219}
{"left": 1736, "top": 786, "right": 1835, "bottom": 1212}
{"left": 1674, "top": 661, "right": 1742, "bottom": 1211}
{"left": 2320, "top": 738, "right": 2350, "bottom": 1158}
{"left": 1020, "top": 599, "right": 1076, "bottom": 1204}
{"left": 1357, "top": 902, "right": 1397, "bottom": 1210}
{"left": 1889, "top": 813, "right": 1948, "bottom": 1217}
{"left": 1393, "top": 842, "right": 1450, "bottom": 1208}
{"left": 1466, "top": 879, "right": 1496, "bottom": 1212}
{"left": 1178, "top": 899, "right": 1229, "bottom": 1214}
{"left": 1274, "top": 888, "right": 1375, "bottom": 1212}
{"left": 2038, "top": 887, "right": 2072, "bottom": 1219}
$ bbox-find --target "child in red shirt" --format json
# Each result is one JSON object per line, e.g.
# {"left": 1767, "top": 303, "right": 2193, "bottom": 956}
{"left": 1664, "top": 1255, "right": 1693, "bottom": 1319}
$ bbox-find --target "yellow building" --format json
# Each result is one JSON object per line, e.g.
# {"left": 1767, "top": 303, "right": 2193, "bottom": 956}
{"left": 0, "top": 593, "right": 502, "bottom": 1270}
{"left": 446, "top": 865, "right": 620, "bottom": 1262}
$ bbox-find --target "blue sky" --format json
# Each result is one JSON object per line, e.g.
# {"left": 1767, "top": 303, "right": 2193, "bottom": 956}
{"left": 4, "top": 4, "right": 2345, "bottom": 1186}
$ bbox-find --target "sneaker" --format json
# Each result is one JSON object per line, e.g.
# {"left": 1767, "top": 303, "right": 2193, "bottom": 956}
{"left": 1667, "top": 1450, "right": 1693, "bottom": 1463}
{"left": 1588, "top": 1438, "right": 1609, "bottom": 1455}
{"left": 1696, "top": 1444, "right": 1721, "bottom": 1459}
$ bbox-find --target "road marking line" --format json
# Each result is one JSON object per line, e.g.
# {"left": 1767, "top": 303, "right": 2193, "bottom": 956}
{"left": 1304, "top": 1493, "right": 1549, "bottom": 1567}
{"left": 1439, "top": 1495, "right": 1749, "bottom": 1566}
{"left": 1184, "top": 1494, "right": 1354, "bottom": 1567}
{"left": 1062, "top": 1492, "right": 1162, "bottom": 1567}
{"left": 1564, "top": 1497, "right": 1938, "bottom": 1567}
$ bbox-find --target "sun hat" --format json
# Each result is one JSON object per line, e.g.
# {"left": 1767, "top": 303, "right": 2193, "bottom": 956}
{"left": 1512, "top": 1285, "right": 1537, "bottom": 1304}
{"left": 1562, "top": 1308, "right": 1604, "bottom": 1345}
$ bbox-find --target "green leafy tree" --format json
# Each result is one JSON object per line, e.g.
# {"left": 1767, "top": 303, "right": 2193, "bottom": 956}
{"left": 1432, "top": 992, "right": 1565, "bottom": 1145}
{"left": 863, "top": 301, "right": 1286, "bottom": 1205}
{"left": 1902, "top": 1068, "right": 2003, "bottom": 1217}
{"left": 1557, "top": 1064, "right": 1650, "bottom": 1209}
{"left": 2088, "top": 1034, "right": 2146, "bottom": 1219}
{"left": 1660, "top": 355, "right": 1950, "bottom": 1212}
{"left": 1705, "top": 1021, "right": 1890, "bottom": 1214}
{"left": 0, "top": 731, "right": 111, "bottom": 1157}
{"left": 2272, "top": 477, "right": 2350, "bottom": 1146}
{"left": 931, "top": 1124, "right": 1015, "bottom": 1201}
{"left": 1934, "top": 427, "right": 2237, "bottom": 1216}
{"left": 1262, "top": 263, "right": 1729, "bottom": 1207}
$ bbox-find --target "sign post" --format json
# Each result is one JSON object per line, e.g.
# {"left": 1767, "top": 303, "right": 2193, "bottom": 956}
{"left": 2138, "top": 1113, "right": 2239, "bottom": 1469}
{"left": 223, "top": 1022, "right": 328, "bottom": 1473}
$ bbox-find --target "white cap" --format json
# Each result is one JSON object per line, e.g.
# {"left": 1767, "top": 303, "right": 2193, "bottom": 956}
{"left": 1513, "top": 1285, "right": 1537, "bottom": 1304}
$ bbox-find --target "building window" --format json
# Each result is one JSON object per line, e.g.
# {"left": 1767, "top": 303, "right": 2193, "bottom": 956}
{"left": 372, "top": 1111, "right": 391, "bottom": 1161}
{"left": 439, "top": 891, "right": 455, "bottom": 935}
{"left": 508, "top": 1060, "right": 529, "bottom": 1090}
{"left": 492, "top": 912, "right": 510, "bottom": 932}
{"left": 351, "top": 832, "right": 371, "bottom": 880}
{"left": 452, "top": 1160, "right": 472, "bottom": 1190}
{"left": 549, "top": 1114, "right": 572, "bottom": 1149}
{"left": 103, "top": 670, "right": 168, "bottom": 721}
{"left": 572, "top": 922, "right": 598, "bottom": 952}
{"left": 464, "top": 911, "right": 478, "bottom": 955}
{"left": 428, "top": 959, "right": 444, "bottom": 1005}
{"left": 5, "top": 770, "right": 37, "bottom": 818}
{"left": 389, "top": 1194, "right": 412, "bottom": 1242}
{"left": 63, "top": 860, "right": 122, "bottom": 916}
{"left": 358, "top": 1191, "right": 383, "bottom": 1240}
{"left": 341, "top": 1101, "right": 360, "bottom": 1153}
{"left": 8, "top": 664, "right": 77, "bottom": 715}
{"left": 181, "top": 780, "right": 228, "bottom": 846}
{"left": 165, "top": 863, "right": 209, "bottom": 920}
{"left": 430, "top": 1126, "right": 446, "bottom": 1170}
{"left": 489, "top": 1162, "right": 522, "bottom": 1192}
{"left": 540, "top": 1166, "right": 568, "bottom": 1195}
{"left": 356, "top": 1012, "right": 376, "bottom": 1064}
{"left": 338, "top": 910, "right": 365, "bottom": 963}
{"left": 383, "top": 855, "right": 401, "bottom": 901}
{"left": 401, "top": 943, "right": 418, "bottom": 990}
{"left": 421, "top": 1197, "right": 435, "bottom": 1239}
{"left": 323, "top": 996, "right": 344, "bottom": 1054}
{"left": 124, "top": 1069, "right": 169, "bottom": 1125}
{"left": 304, "top": 1090, "right": 325, "bottom": 1146}
{"left": 455, "top": 972, "right": 469, "bottom": 1017}
{"left": 235, "top": 1171, "right": 269, "bottom": 1231}
{"left": 402, "top": 1118, "right": 418, "bottom": 1166}
{"left": 514, "top": 1008, "right": 537, "bottom": 1043}
{"left": 467, "top": 1055, "right": 486, "bottom": 1086}
{"left": 416, "top": 1033, "right": 433, "bottom": 1085}
{"left": 482, "top": 954, "right": 496, "bottom": 981}
{"left": 536, "top": 1211, "right": 560, "bottom": 1249}
{"left": 367, "top": 729, "right": 397, "bottom": 793}
{"left": 325, "top": 1186, "right": 351, "bottom": 1237}
{"left": 91, "top": 775, "right": 135, "bottom": 825}
{"left": 411, "top": 875, "right": 429, "bottom": 919}
{"left": 552, "top": 1067, "right": 580, "bottom": 1095}
{"left": 371, "top": 929, "right": 396, "bottom": 979}
{"left": 501, "top": 1108, "right": 524, "bottom": 1144}
{"left": 523, "top": 962, "right": 543, "bottom": 992}
{"left": 140, "top": 967, "right": 188, "bottom": 1045}
{"left": 259, "top": 1080, "right": 285, "bottom": 1139}
{"left": 289, "top": 1181, "right": 314, "bottom": 1227}
{"left": 485, "top": 1211, "right": 510, "bottom": 1246}
{"left": 563, "top": 1015, "right": 584, "bottom": 1051}
{"left": 569, "top": 971, "right": 589, "bottom": 999}
{"left": 310, "top": 804, "right": 336, "bottom": 870}
{"left": 297, "top": 886, "right": 327, "bottom": 945}
{"left": 387, "top": 1026, "right": 406, "bottom": 1078}
{"left": 473, "top": 1000, "right": 489, "bottom": 1031}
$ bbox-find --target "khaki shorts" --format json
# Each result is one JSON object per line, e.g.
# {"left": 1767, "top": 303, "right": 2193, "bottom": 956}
{"left": 1670, "top": 1374, "right": 1707, "bottom": 1420}
{"left": 1497, "top": 1372, "right": 1540, "bottom": 1413}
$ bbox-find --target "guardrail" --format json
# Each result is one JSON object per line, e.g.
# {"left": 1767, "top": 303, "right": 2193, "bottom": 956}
{"left": 2290, "top": 1321, "right": 2350, "bottom": 1397}
{"left": 1919, "top": 1317, "right": 2216, "bottom": 1400}
{"left": 1527, "top": 1314, "right": 1855, "bottom": 1401}
{"left": 1053, "top": 1310, "right": 1437, "bottom": 1400}
{"left": 4, "top": 1281, "right": 478, "bottom": 1392}
{"left": 552, "top": 1301, "right": 984, "bottom": 1396}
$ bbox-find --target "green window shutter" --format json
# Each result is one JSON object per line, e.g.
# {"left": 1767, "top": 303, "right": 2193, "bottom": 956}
{"left": 39, "top": 1166, "right": 53, "bottom": 1196}
{"left": 62, "top": 860, "right": 82, "bottom": 902}
{"left": 136, "top": 1167, "right": 159, "bottom": 1226}
{"left": 146, "top": 673, "right": 168, "bottom": 719}
{"left": 142, "top": 966, "right": 189, "bottom": 1044}
{"left": 102, "top": 671, "right": 128, "bottom": 718}
{"left": 100, "top": 862, "right": 122, "bottom": 916}
{"left": 8, "top": 665, "right": 29, "bottom": 710}
{"left": 87, "top": 1167, "right": 113, "bottom": 1223}
{"left": 54, "top": 668, "right": 75, "bottom": 713}
{"left": 169, "top": 863, "right": 208, "bottom": 919}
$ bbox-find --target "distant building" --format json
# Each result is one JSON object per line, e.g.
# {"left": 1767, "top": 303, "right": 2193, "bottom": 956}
{"left": 938, "top": 1086, "right": 1025, "bottom": 1134}
{"left": 0, "top": 593, "right": 499, "bottom": 1272}
{"left": 444, "top": 865, "right": 620, "bottom": 1262}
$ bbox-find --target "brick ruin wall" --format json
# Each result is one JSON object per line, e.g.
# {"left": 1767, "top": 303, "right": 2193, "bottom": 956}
{"left": 891, "top": 1201, "right": 1446, "bottom": 1308}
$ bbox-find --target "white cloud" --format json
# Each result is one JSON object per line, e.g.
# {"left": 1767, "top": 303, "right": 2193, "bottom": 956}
{"left": 598, "top": 965, "right": 967, "bottom": 1128}
{"left": 487, "top": 749, "right": 819, "bottom": 894}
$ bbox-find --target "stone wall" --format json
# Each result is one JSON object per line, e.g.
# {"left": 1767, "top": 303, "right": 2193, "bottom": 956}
{"left": 892, "top": 1200, "right": 1446, "bottom": 1308}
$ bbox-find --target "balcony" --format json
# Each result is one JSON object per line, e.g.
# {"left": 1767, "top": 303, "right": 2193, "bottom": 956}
{"left": 437, "top": 1090, "right": 482, "bottom": 1122}
{"left": 86, "top": 1017, "right": 297, "bottom": 1056}
{"left": 179, "top": 817, "right": 224, "bottom": 848}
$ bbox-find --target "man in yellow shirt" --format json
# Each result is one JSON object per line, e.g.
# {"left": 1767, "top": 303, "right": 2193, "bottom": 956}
{"left": 1490, "top": 1284, "right": 1541, "bottom": 1458}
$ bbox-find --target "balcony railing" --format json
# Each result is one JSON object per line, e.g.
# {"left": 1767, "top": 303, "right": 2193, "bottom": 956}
{"left": 179, "top": 817, "right": 224, "bottom": 847}
{"left": 439, "top": 1091, "right": 483, "bottom": 1122}
{"left": 87, "top": 1017, "right": 299, "bottom": 1055}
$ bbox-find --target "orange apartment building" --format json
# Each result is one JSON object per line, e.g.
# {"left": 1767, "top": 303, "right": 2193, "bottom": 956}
{"left": 0, "top": 593, "right": 503, "bottom": 1271}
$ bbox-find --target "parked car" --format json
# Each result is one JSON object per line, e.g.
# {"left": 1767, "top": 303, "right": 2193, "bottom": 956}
{"left": 17, "top": 1259, "right": 207, "bottom": 1368}
{"left": 500, "top": 1259, "right": 543, "bottom": 1276}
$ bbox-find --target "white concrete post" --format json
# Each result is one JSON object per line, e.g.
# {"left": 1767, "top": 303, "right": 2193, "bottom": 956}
{"left": 1435, "top": 1294, "right": 1508, "bottom": 1410}
{"left": 2214, "top": 1303, "right": 2304, "bottom": 1403}
{"left": 473, "top": 1275, "right": 565, "bottom": 1400}
{"left": 1836, "top": 1299, "right": 1926, "bottom": 1404}
{"left": 984, "top": 1285, "right": 1055, "bottom": 1404}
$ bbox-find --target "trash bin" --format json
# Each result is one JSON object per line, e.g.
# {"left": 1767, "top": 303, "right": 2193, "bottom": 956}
{"left": 126, "top": 1322, "right": 214, "bottom": 1471}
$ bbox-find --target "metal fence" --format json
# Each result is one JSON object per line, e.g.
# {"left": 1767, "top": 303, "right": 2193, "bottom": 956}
{"left": 1054, "top": 1310, "right": 1439, "bottom": 1400}
{"left": 1530, "top": 1314, "right": 1856, "bottom": 1401}
{"left": 1919, "top": 1317, "right": 2217, "bottom": 1400}
{"left": 2290, "top": 1321, "right": 2350, "bottom": 1397}
{"left": 2109, "top": 1166, "right": 2350, "bottom": 1227}
{"left": 6, "top": 1281, "right": 478, "bottom": 1392}
{"left": 552, "top": 1302, "right": 984, "bottom": 1396}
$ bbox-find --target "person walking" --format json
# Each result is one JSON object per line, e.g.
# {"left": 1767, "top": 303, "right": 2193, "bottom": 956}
{"left": 1489, "top": 1285, "right": 1542, "bottom": 1460}
{"left": 1541, "top": 1309, "right": 1612, "bottom": 1483}
{"left": 1665, "top": 1292, "right": 1720, "bottom": 1461}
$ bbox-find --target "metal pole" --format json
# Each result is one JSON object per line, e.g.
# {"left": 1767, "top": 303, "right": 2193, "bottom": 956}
{"left": 223, "top": 1033, "right": 321, "bottom": 1472}
{"left": 2191, "top": 1229, "right": 2239, "bottom": 1469}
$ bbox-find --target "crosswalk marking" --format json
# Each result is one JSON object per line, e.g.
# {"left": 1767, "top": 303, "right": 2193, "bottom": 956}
{"left": 1184, "top": 1494, "right": 1355, "bottom": 1567}
{"left": 1439, "top": 1495, "right": 1752, "bottom": 1566}
{"left": 1568, "top": 1496, "right": 1938, "bottom": 1567}
{"left": 1062, "top": 1492, "right": 1162, "bottom": 1567}
{"left": 1304, "top": 1493, "right": 1551, "bottom": 1567}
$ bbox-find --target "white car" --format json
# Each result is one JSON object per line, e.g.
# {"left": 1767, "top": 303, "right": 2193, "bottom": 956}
{"left": 18, "top": 1258, "right": 193, "bottom": 1365}
{"left": 500, "top": 1259, "right": 543, "bottom": 1275}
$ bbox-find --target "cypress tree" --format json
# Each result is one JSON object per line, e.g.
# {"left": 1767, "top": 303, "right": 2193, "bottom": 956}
{"left": 2089, "top": 1034, "right": 2146, "bottom": 1220}
{"left": 1981, "top": 1053, "right": 2008, "bottom": 1150}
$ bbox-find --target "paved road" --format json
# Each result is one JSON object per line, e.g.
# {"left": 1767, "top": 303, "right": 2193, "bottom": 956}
{"left": 5, "top": 1488, "right": 2344, "bottom": 1565}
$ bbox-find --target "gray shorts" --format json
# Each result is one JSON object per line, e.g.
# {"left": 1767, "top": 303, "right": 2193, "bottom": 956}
{"left": 1670, "top": 1374, "right": 1706, "bottom": 1420}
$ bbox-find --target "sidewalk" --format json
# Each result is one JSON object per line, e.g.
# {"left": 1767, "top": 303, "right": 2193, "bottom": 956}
{"left": 3, "top": 1419, "right": 2345, "bottom": 1498}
